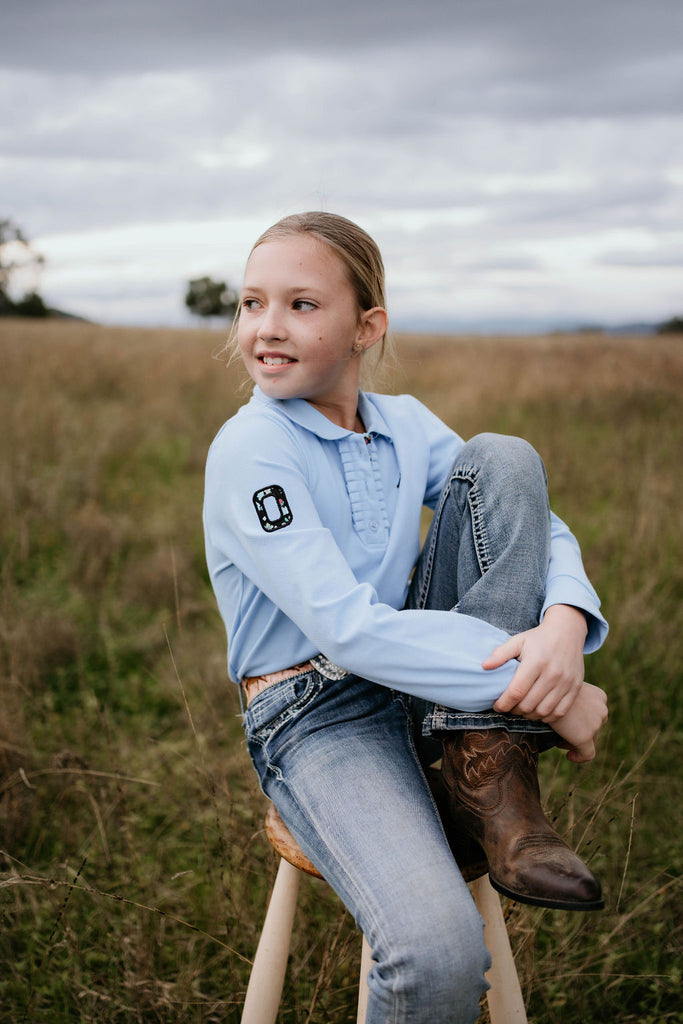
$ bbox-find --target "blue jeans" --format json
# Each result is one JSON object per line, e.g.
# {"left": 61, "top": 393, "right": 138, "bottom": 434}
{"left": 406, "top": 432, "right": 555, "bottom": 762}
{"left": 243, "top": 434, "right": 554, "bottom": 1024}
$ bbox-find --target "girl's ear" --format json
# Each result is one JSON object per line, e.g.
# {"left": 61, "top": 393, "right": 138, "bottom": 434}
{"left": 358, "top": 307, "right": 388, "bottom": 351}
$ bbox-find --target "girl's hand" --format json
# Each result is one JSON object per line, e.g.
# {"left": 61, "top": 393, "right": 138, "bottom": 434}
{"left": 486, "top": 604, "right": 588, "bottom": 720}
{"left": 551, "top": 682, "right": 608, "bottom": 762}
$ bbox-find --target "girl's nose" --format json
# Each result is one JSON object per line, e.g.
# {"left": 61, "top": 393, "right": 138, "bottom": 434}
{"left": 257, "top": 305, "right": 285, "bottom": 341}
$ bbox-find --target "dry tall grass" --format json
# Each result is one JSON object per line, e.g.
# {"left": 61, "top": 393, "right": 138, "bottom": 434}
{"left": 0, "top": 319, "right": 681, "bottom": 1023}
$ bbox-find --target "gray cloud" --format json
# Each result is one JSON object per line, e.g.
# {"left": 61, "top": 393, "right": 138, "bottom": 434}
{"left": 2, "top": 0, "right": 682, "bottom": 118}
{"left": 2, "top": 0, "right": 681, "bottom": 327}
{"left": 461, "top": 255, "right": 545, "bottom": 272}
{"left": 598, "top": 247, "right": 683, "bottom": 267}
{"left": 3, "top": 0, "right": 682, "bottom": 65}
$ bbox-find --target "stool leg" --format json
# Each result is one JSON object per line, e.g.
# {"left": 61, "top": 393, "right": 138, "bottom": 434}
{"left": 241, "top": 858, "right": 301, "bottom": 1024}
{"left": 356, "top": 934, "right": 372, "bottom": 1024}
{"left": 470, "top": 874, "right": 527, "bottom": 1024}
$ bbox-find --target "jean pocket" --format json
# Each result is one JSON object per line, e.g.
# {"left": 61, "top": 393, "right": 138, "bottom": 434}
{"left": 243, "top": 669, "right": 322, "bottom": 746}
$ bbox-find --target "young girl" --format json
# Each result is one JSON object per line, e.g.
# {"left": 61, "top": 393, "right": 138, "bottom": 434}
{"left": 203, "top": 212, "right": 608, "bottom": 1024}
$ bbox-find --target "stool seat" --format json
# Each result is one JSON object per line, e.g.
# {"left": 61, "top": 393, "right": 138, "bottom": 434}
{"left": 264, "top": 804, "right": 323, "bottom": 878}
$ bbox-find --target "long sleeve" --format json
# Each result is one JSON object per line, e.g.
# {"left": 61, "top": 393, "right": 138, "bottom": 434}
{"left": 544, "top": 513, "right": 607, "bottom": 651}
{"left": 204, "top": 390, "right": 607, "bottom": 707}
{"left": 204, "top": 410, "right": 520, "bottom": 710}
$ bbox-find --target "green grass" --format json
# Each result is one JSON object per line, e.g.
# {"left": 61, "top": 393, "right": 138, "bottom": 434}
{"left": 0, "top": 320, "right": 681, "bottom": 1022}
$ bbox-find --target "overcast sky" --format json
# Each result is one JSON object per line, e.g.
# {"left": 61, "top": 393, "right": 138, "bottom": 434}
{"left": 2, "top": 0, "right": 682, "bottom": 330}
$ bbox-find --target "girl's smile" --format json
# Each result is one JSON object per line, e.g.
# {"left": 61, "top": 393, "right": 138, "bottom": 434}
{"left": 259, "top": 355, "right": 296, "bottom": 366}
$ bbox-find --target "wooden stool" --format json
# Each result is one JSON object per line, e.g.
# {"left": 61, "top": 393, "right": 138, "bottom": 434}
{"left": 240, "top": 803, "right": 528, "bottom": 1024}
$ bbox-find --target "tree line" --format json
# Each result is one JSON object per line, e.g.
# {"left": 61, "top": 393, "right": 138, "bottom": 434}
{"left": 2, "top": 216, "right": 681, "bottom": 332}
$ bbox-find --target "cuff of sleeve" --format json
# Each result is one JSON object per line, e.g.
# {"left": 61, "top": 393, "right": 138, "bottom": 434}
{"left": 541, "top": 575, "right": 609, "bottom": 653}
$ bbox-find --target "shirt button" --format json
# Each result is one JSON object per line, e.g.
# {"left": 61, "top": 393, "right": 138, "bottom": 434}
{"left": 369, "top": 520, "right": 378, "bottom": 532}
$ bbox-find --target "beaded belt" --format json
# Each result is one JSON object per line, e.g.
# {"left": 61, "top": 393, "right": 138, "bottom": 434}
{"left": 241, "top": 655, "right": 350, "bottom": 707}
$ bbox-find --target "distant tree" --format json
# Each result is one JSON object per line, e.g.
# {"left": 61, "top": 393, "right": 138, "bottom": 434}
{"left": 656, "top": 316, "right": 683, "bottom": 335}
{"left": 185, "top": 276, "right": 238, "bottom": 321}
{"left": 12, "top": 291, "right": 49, "bottom": 318}
{"left": 0, "top": 218, "right": 47, "bottom": 317}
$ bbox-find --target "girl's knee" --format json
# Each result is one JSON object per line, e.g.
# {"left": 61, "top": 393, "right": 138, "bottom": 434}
{"left": 462, "top": 432, "right": 547, "bottom": 492}
{"left": 418, "top": 933, "right": 490, "bottom": 1013}
{"left": 428, "top": 904, "right": 490, "bottom": 1001}
{"left": 465, "top": 431, "right": 542, "bottom": 467}
{"left": 370, "top": 900, "right": 490, "bottom": 1023}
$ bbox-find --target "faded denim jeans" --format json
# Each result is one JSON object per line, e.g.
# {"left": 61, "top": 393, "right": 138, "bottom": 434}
{"left": 407, "top": 432, "right": 556, "bottom": 762}
{"left": 243, "top": 434, "right": 553, "bottom": 1024}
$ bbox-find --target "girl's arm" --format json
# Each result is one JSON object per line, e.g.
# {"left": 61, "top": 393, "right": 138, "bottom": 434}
{"left": 543, "top": 512, "right": 607, "bottom": 653}
{"left": 205, "top": 412, "right": 521, "bottom": 709}
{"left": 485, "top": 512, "right": 607, "bottom": 720}
{"left": 206, "top": 402, "right": 607, "bottom": 718}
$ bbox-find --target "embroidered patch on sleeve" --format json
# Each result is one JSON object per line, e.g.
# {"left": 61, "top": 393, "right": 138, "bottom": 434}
{"left": 252, "top": 485, "right": 294, "bottom": 533}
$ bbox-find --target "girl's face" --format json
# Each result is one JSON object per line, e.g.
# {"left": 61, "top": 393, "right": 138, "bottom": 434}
{"left": 237, "top": 234, "right": 382, "bottom": 417}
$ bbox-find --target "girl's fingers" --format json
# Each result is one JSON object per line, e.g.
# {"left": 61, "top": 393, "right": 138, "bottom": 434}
{"left": 529, "top": 681, "right": 582, "bottom": 722}
{"left": 482, "top": 635, "right": 523, "bottom": 670}
{"left": 493, "top": 666, "right": 537, "bottom": 712}
{"left": 566, "top": 743, "right": 595, "bottom": 763}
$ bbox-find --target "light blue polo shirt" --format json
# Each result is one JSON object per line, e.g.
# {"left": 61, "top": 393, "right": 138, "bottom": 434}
{"left": 203, "top": 388, "right": 607, "bottom": 712}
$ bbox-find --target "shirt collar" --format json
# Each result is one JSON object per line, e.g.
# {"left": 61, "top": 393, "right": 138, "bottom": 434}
{"left": 251, "top": 387, "right": 393, "bottom": 441}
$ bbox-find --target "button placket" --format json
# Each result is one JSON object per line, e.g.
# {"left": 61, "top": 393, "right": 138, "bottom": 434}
{"left": 338, "top": 433, "right": 389, "bottom": 546}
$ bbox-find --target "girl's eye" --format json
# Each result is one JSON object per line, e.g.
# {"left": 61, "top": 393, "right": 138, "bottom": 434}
{"left": 241, "top": 298, "right": 260, "bottom": 311}
{"left": 293, "top": 299, "right": 316, "bottom": 311}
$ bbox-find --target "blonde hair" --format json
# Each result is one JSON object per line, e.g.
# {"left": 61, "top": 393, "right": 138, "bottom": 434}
{"left": 221, "top": 212, "right": 395, "bottom": 385}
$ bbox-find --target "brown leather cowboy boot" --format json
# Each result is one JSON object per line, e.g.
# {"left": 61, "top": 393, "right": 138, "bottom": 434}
{"left": 441, "top": 729, "right": 604, "bottom": 911}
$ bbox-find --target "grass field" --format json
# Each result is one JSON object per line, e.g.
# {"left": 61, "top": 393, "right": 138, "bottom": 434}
{"left": 1, "top": 318, "right": 681, "bottom": 1023}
